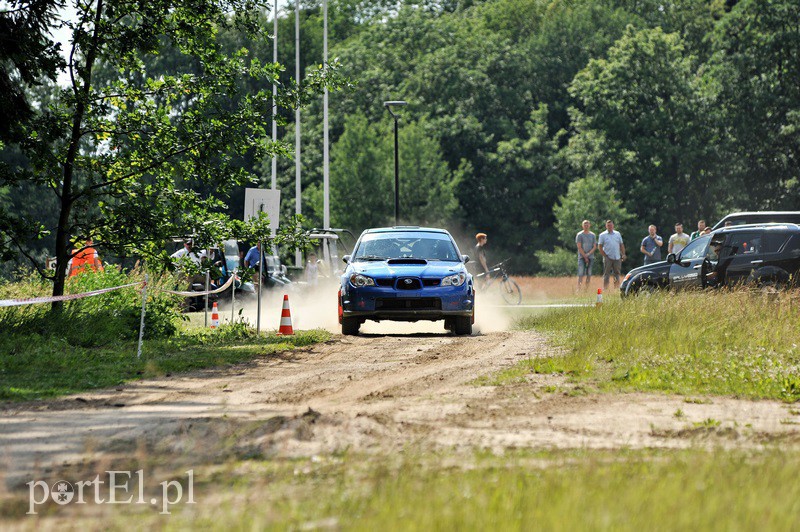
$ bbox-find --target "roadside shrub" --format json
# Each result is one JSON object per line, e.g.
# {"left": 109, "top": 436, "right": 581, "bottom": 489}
{"left": 0, "top": 267, "right": 181, "bottom": 347}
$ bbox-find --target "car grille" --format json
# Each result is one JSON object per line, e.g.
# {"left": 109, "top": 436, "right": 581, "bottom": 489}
{"left": 372, "top": 278, "right": 440, "bottom": 288}
{"left": 376, "top": 298, "right": 442, "bottom": 310}
{"left": 396, "top": 278, "right": 422, "bottom": 290}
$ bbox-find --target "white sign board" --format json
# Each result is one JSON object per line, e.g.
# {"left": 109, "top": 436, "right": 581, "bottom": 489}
{"left": 244, "top": 188, "right": 281, "bottom": 230}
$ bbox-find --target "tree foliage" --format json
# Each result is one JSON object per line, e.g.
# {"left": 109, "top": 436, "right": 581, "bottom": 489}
{"left": 1, "top": 0, "right": 340, "bottom": 299}
{"left": 3, "top": 0, "right": 800, "bottom": 278}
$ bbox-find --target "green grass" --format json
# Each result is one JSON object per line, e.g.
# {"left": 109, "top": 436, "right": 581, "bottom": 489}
{"left": 508, "top": 291, "right": 800, "bottom": 401}
{"left": 11, "top": 448, "right": 800, "bottom": 529}
{"left": 0, "top": 325, "right": 329, "bottom": 401}
{"left": 0, "top": 270, "right": 331, "bottom": 401}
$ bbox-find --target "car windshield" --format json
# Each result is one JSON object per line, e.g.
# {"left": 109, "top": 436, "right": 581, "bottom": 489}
{"left": 678, "top": 235, "right": 710, "bottom": 261}
{"left": 353, "top": 232, "right": 459, "bottom": 261}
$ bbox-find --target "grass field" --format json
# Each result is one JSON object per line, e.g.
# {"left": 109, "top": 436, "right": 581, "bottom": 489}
{"left": 0, "top": 270, "right": 330, "bottom": 401}
{"left": 7, "top": 448, "right": 800, "bottom": 529}
{"left": 0, "top": 324, "right": 329, "bottom": 401}
{"left": 504, "top": 290, "right": 800, "bottom": 401}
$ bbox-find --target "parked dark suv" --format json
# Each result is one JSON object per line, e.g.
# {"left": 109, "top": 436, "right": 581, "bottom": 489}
{"left": 621, "top": 223, "right": 800, "bottom": 296}
{"left": 712, "top": 211, "right": 800, "bottom": 230}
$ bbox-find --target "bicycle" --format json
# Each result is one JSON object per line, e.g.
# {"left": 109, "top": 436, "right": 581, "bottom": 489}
{"left": 475, "top": 260, "right": 522, "bottom": 305}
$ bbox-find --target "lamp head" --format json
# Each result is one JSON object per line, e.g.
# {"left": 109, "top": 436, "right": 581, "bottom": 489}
{"left": 383, "top": 100, "right": 407, "bottom": 118}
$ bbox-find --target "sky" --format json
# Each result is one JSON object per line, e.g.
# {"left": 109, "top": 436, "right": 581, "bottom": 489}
{"left": 50, "top": 0, "right": 291, "bottom": 86}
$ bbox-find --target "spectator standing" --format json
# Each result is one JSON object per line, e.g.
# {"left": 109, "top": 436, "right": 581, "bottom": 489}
{"left": 598, "top": 220, "right": 626, "bottom": 290}
{"left": 640, "top": 225, "right": 663, "bottom": 265}
{"left": 244, "top": 241, "right": 263, "bottom": 269}
{"left": 690, "top": 220, "right": 706, "bottom": 241}
{"left": 306, "top": 252, "right": 329, "bottom": 286}
{"left": 668, "top": 223, "right": 691, "bottom": 255}
{"left": 575, "top": 220, "right": 597, "bottom": 290}
{"left": 170, "top": 239, "right": 203, "bottom": 266}
{"left": 474, "top": 233, "right": 489, "bottom": 275}
{"left": 69, "top": 239, "right": 104, "bottom": 277}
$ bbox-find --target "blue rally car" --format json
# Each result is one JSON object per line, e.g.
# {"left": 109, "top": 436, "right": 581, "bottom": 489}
{"left": 338, "top": 227, "right": 475, "bottom": 336}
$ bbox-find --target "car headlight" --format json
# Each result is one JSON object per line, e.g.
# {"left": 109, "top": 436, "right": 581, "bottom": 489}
{"left": 349, "top": 273, "right": 375, "bottom": 287}
{"left": 623, "top": 273, "right": 632, "bottom": 283}
{"left": 441, "top": 273, "right": 466, "bottom": 287}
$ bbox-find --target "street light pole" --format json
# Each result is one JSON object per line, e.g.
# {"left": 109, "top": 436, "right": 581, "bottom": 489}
{"left": 384, "top": 100, "right": 406, "bottom": 226}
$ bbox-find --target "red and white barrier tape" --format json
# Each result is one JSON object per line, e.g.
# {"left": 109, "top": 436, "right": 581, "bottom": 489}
{"left": 152, "top": 273, "right": 236, "bottom": 297}
{"left": 0, "top": 282, "right": 143, "bottom": 308}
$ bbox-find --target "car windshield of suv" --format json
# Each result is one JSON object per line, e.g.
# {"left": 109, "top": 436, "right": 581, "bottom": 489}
{"left": 678, "top": 235, "right": 710, "bottom": 261}
{"left": 353, "top": 232, "right": 459, "bottom": 261}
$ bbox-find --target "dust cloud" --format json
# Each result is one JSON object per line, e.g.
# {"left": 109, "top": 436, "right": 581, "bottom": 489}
{"left": 215, "top": 278, "right": 513, "bottom": 335}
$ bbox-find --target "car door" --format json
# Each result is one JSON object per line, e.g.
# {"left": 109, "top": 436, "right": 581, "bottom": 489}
{"left": 720, "top": 232, "right": 763, "bottom": 286}
{"left": 668, "top": 235, "right": 710, "bottom": 290}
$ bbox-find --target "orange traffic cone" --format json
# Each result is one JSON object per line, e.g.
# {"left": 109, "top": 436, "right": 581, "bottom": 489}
{"left": 277, "top": 294, "right": 294, "bottom": 335}
{"left": 211, "top": 301, "right": 220, "bottom": 328}
{"left": 596, "top": 288, "right": 603, "bottom": 308}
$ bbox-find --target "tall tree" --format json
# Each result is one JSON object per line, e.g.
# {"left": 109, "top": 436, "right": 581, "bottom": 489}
{"left": 566, "top": 26, "right": 731, "bottom": 231}
{"left": 0, "top": 0, "right": 64, "bottom": 143}
{"left": 708, "top": 0, "right": 800, "bottom": 208}
{"left": 330, "top": 112, "right": 459, "bottom": 232}
{"left": 2, "top": 0, "right": 339, "bottom": 304}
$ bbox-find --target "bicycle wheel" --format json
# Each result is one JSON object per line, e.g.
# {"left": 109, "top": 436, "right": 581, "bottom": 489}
{"left": 499, "top": 278, "right": 522, "bottom": 305}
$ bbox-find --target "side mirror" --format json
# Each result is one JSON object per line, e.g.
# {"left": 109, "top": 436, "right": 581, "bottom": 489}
{"left": 462, "top": 255, "right": 470, "bottom": 264}
{"left": 666, "top": 253, "right": 676, "bottom": 264}
{"left": 342, "top": 255, "right": 351, "bottom": 264}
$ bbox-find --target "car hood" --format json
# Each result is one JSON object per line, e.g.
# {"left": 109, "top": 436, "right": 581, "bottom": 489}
{"left": 348, "top": 260, "right": 466, "bottom": 278}
{"left": 625, "top": 260, "right": 671, "bottom": 279}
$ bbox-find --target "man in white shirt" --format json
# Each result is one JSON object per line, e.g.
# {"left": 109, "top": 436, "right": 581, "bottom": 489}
{"left": 170, "top": 239, "right": 204, "bottom": 266}
{"left": 598, "top": 219, "right": 626, "bottom": 290}
{"left": 668, "top": 223, "right": 691, "bottom": 256}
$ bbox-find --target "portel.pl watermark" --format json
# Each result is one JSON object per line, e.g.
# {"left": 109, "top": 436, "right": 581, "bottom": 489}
{"left": 27, "top": 470, "right": 195, "bottom": 515}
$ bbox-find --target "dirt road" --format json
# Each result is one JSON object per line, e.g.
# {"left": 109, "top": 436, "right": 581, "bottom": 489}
{"left": 2, "top": 329, "right": 798, "bottom": 486}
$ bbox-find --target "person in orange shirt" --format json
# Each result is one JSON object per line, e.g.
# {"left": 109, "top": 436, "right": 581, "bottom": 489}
{"left": 69, "top": 239, "right": 104, "bottom": 277}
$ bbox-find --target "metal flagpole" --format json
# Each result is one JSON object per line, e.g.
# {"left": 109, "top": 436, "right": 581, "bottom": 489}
{"left": 323, "top": 0, "right": 329, "bottom": 239}
{"left": 294, "top": 0, "right": 302, "bottom": 268}
{"left": 257, "top": 241, "right": 263, "bottom": 333}
{"left": 272, "top": 0, "right": 278, "bottom": 192}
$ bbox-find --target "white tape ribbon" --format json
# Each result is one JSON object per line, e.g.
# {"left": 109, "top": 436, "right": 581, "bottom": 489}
{"left": 0, "top": 282, "right": 143, "bottom": 308}
{"left": 152, "top": 273, "right": 236, "bottom": 297}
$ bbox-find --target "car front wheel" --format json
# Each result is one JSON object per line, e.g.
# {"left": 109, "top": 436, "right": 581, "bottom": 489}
{"left": 341, "top": 316, "right": 360, "bottom": 335}
{"left": 453, "top": 316, "right": 472, "bottom": 336}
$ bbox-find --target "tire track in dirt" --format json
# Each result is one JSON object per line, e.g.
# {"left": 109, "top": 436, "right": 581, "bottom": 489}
{"left": 1, "top": 330, "right": 799, "bottom": 487}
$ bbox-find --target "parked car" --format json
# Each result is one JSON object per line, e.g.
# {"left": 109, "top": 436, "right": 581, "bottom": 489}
{"left": 303, "top": 228, "right": 356, "bottom": 279}
{"left": 712, "top": 211, "right": 800, "bottom": 230}
{"left": 338, "top": 227, "right": 475, "bottom": 336}
{"left": 621, "top": 223, "right": 800, "bottom": 296}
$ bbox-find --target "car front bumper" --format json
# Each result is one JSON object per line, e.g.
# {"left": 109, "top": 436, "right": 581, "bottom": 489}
{"left": 341, "top": 283, "right": 474, "bottom": 322}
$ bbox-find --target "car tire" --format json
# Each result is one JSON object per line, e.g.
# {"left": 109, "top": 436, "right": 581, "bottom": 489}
{"left": 637, "top": 283, "right": 657, "bottom": 296}
{"left": 453, "top": 316, "right": 472, "bottom": 336}
{"left": 341, "top": 317, "right": 360, "bottom": 336}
